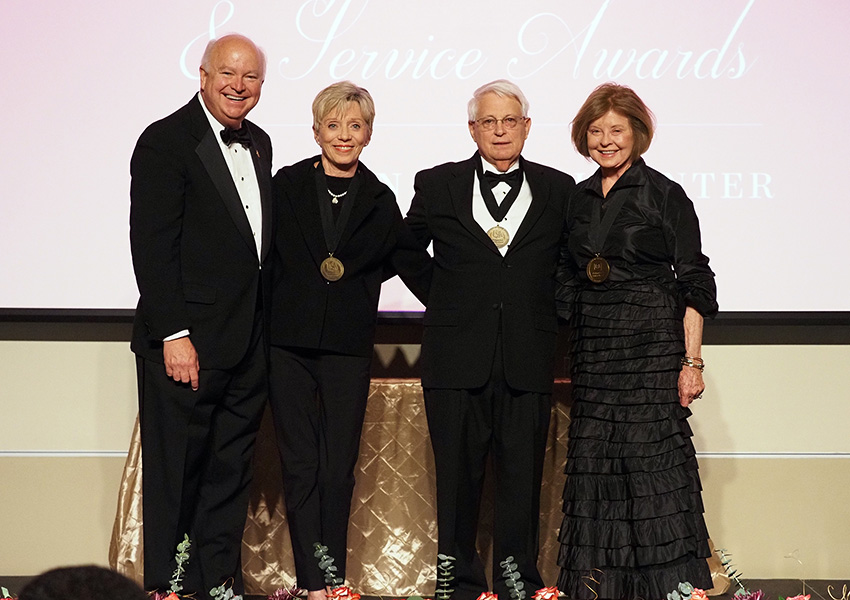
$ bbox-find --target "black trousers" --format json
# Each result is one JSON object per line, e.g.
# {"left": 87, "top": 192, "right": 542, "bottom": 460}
{"left": 268, "top": 346, "right": 372, "bottom": 590}
{"left": 424, "top": 338, "right": 551, "bottom": 600}
{"left": 137, "top": 320, "right": 267, "bottom": 596}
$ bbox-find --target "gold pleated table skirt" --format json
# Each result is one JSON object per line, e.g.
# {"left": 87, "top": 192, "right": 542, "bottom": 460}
{"left": 109, "top": 379, "right": 572, "bottom": 596}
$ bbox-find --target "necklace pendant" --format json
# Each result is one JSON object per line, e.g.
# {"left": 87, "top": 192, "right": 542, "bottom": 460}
{"left": 327, "top": 188, "right": 348, "bottom": 202}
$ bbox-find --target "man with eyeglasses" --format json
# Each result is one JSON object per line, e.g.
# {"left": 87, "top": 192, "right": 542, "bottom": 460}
{"left": 405, "top": 80, "right": 576, "bottom": 600}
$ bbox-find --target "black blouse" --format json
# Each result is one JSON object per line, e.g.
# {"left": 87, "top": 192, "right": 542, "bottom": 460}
{"left": 557, "top": 158, "right": 718, "bottom": 319}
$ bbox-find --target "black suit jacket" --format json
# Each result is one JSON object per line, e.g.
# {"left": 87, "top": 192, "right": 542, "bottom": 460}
{"left": 405, "top": 154, "right": 575, "bottom": 393}
{"left": 130, "top": 96, "right": 273, "bottom": 369}
{"left": 269, "top": 157, "right": 431, "bottom": 358}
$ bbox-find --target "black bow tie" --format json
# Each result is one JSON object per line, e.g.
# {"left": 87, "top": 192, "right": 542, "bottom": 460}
{"left": 483, "top": 169, "right": 522, "bottom": 188}
{"left": 220, "top": 126, "right": 252, "bottom": 148}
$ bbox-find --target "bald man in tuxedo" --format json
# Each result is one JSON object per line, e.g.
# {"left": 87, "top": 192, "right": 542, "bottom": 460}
{"left": 129, "top": 34, "right": 272, "bottom": 597}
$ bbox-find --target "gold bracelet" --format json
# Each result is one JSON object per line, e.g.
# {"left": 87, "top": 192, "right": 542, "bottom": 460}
{"left": 681, "top": 356, "right": 705, "bottom": 372}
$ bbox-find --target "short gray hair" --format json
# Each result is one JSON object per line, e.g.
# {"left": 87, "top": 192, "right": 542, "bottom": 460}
{"left": 467, "top": 79, "right": 530, "bottom": 121}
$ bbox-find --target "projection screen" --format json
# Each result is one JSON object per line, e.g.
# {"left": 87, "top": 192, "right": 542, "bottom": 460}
{"left": 1, "top": 0, "right": 848, "bottom": 313}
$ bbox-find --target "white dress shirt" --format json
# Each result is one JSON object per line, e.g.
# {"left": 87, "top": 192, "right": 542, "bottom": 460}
{"left": 163, "top": 94, "right": 264, "bottom": 342}
{"left": 472, "top": 156, "right": 532, "bottom": 256}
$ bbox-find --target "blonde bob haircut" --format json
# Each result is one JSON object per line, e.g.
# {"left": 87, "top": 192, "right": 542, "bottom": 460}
{"left": 571, "top": 83, "right": 656, "bottom": 163}
{"left": 312, "top": 81, "right": 376, "bottom": 132}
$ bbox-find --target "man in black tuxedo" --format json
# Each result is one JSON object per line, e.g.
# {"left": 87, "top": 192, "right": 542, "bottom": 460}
{"left": 405, "top": 80, "right": 575, "bottom": 600}
{"left": 129, "top": 34, "right": 272, "bottom": 597}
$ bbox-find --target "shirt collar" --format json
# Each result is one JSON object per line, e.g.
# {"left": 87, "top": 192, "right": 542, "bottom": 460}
{"left": 587, "top": 156, "right": 647, "bottom": 195}
{"left": 197, "top": 92, "right": 228, "bottom": 139}
{"left": 480, "top": 155, "right": 521, "bottom": 175}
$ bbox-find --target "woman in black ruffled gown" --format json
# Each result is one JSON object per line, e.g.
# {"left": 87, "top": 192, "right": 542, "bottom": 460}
{"left": 555, "top": 83, "right": 718, "bottom": 600}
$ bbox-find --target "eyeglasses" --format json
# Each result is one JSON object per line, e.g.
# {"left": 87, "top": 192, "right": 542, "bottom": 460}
{"left": 472, "top": 116, "right": 527, "bottom": 131}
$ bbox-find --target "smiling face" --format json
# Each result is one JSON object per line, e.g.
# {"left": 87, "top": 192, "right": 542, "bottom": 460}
{"left": 314, "top": 102, "right": 371, "bottom": 177}
{"left": 199, "top": 36, "right": 264, "bottom": 129}
{"left": 586, "top": 110, "right": 635, "bottom": 179}
{"left": 468, "top": 92, "right": 530, "bottom": 172}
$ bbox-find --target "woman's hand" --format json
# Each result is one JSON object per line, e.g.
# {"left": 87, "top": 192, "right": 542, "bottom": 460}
{"left": 679, "top": 305, "right": 705, "bottom": 407}
{"left": 678, "top": 364, "right": 704, "bottom": 407}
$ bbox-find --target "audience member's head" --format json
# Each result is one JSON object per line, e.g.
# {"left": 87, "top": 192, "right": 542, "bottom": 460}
{"left": 19, "top": 565, "right": 147, "bottom": 600}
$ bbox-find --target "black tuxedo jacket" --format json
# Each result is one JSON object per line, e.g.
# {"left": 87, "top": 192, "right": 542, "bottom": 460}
{"left": 130, "top": 96, "right": 273, "bottom": 369}
{"left": 406, "top": 154, "right": 575, "bottom": 393}
{"left": 269, "top": 157, "right": 431, "bottom": 358}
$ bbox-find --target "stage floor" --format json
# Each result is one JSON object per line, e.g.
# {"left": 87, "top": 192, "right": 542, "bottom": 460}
{"left": 1, "top": 578, "right": 846, "bottom": 600}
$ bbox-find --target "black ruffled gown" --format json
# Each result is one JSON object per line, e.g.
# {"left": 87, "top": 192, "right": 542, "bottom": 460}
{"left": 555, "top": 159, "right": 718, "bottom": 600}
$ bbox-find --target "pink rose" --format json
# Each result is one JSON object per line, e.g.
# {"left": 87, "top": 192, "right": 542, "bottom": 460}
{"left": 691, "top": 589, "right": 708, "bottom": 600}
{"left": 736, "top": 590, "right": 765, "bottom": 600}
{"left": 476, "top": 592, "right": 498, "bottom": 600}
{"left": 785, "top": 595, "right": 811, "bottom": 600}
{"left": 268, "top": 586, "right": 305, "bottom": 600}
{"left": 533, "top": 587, "right": 559, "bottom": 600}
{"left": 328, "top": 586, "right": 360, "bottom": 600}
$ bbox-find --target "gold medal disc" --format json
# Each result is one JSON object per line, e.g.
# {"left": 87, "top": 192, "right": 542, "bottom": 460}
{"left": 586, "top": 256, "right": 610, "bottom": 283}
{"left": 487, "top": 225, "right": 510, "bottom": 248}
{"left": 320, "top": 256, "right": 344, "bottom": 281}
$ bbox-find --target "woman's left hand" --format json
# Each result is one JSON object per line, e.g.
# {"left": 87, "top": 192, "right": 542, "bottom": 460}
{"left": 679, "top": 306, "right": 706, "bottom": 407}
{"left": 678, "top": 365, "right": 705, "bottom": 407}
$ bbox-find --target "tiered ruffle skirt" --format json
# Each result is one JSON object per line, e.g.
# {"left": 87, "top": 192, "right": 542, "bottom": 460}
{"left": 556, "top": 282, "right": 711, "bottom": 600}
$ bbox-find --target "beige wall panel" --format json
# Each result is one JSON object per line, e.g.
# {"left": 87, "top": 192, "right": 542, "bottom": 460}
{"left": 0, "top": 457, "right": 126, "bottom": 575}
{"left": 3, "top": 452, "right": 847, "bottom": 579}
{"left": 701, "top": 456, "right": 850, "bottom": 580}
{"left": 1, "top": 341, "right": 848, "bottom": 579}
{"left": 693, "top": 346, "right": 850, "bottom": 454}
{"left": 2, "top": 341, "right": 848, "bottom": 455}
{"left": 0, "top": 341, "right": 137, "bottom": 452}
